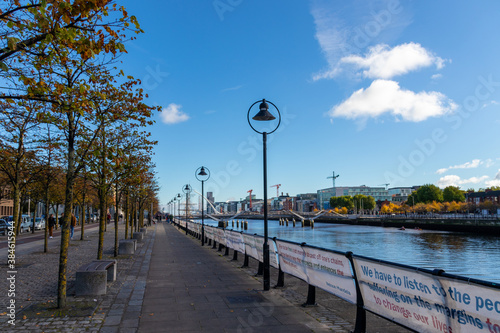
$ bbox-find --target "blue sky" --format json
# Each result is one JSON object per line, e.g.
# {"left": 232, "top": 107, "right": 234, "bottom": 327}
{"left": 120, "top": 0, "right": 500, "bottom": 208}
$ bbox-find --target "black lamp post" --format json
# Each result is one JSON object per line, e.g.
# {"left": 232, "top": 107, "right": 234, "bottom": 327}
{"left": 247, "top": 98, "right": 281, "bottom": 291}
{"left": 183, "top": 185, "right": 192, "bottom": 235}
{"left": 176, "top": 193, "right": 181, "bottom": 222}
{"left": 196, "top": 166, "right": 210, "bottom": 246}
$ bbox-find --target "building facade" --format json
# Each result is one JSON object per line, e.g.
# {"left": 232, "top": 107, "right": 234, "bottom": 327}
{"left": 318, "top": 185, "right": 392, "bottom": 209}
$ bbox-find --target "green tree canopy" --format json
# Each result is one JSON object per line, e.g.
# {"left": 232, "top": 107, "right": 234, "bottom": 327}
{"left": 330, "top": 195, "right": 353, "bottom": 210}
{"left": 443, "top": 186, "right": 465, "bottom": 202}
{"left": 416, "top": 184, "right": 443, "bottom": 203}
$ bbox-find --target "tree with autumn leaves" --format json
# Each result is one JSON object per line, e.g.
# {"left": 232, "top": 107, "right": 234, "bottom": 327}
{"left": 0, "top": 1, "right": 159, "bottom": 309}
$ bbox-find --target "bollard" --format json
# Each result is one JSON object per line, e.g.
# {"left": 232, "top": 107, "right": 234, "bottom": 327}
{"left": 232, "top": 220, "right": 234, "bottom": 227}
{"left": 311, "top": 220, "right": 314, "bottom": 228}
{"left": 212, "top": 240, "right": 216, "bottom": 249}
{"left": 236, "top": 220, "right": 239, "bottom": 228}
{"left": 224, "top": 246, "right": 229, "bottom": 256}
{"left": 293, "top": 218, "right": 296, "bottom": 227}
{"left": 232, "top": 249, "right": 238, "bottom": 261}
{"left": 244, "top": 221, "right": 248, "bottom": 230}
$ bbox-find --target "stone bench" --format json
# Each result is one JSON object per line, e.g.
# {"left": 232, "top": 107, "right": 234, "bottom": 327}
{"left": 133, "top": 232, "right": 144, "bottom": 242}
{"left": 75, "top": 260, "right": 117, "bottom": 296}
{"left": 119, "top": 239, "right": 137, "bottom": 255}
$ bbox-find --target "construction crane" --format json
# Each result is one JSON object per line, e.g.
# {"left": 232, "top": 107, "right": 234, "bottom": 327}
{"left": 327, "top": 171, "right": 340, "bottom": 188}
{"left": 378, "top": 183, "right": 390, "bottom": 190}
{"left": 271, "top": 184, "right": 281, "bottom": 197}
{"left": 247, "top": 189, "right": 253, "bottom": 210}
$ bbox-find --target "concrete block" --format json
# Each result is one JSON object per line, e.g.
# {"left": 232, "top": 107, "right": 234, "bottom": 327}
{"left": 119, "top": 239, "right": 136, "bottom": 255}
{"left": 75, "top": 270, "right": 107, "bottom": 296}
{"left": 133, "top": 232, "right": 144, "bottom": 242}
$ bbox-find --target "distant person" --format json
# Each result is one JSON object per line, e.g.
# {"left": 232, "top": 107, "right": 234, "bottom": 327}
{"left": 71, "top": 214, "right": 77, "bottom": 240}
{"left": 107, "top": 213, "right": 111, "bottom": 224}
{"left": 48, "top": 214, "right": 56, "bottom": 239}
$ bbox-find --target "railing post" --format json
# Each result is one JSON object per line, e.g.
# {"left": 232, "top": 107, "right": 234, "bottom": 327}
{"left": 232, "top": 250, "right": 238, "bottom": 261}
{"left": 256, "top": 261, "right": 263, "bottom": 276}
{"left": 346, "top": 251, "right": 366, "bottom": 333}
{"left": 208, "top": 238, "right": 212, "bottom": 246}
{"left": 242, "top": 253, "right": 249, "bottom": 268}
{"left": 274, "top": 266, "right": 284, "bottom": 288}
{"left": 224, "top": 245, "right": 229, "bottom": 256}
{"left": 218, "top": 243, "right": 223, "bottom": 252}
{"left": 302, "top": 285, "right": 316, "bottom": 307}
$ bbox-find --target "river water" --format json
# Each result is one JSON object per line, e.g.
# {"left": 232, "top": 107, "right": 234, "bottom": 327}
{"left": 196, "top": 218, "right": 500, "bottom": 283}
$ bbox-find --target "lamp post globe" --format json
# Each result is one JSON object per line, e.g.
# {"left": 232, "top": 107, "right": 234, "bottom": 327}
{"left": 196, "top": 166, "right": 210, "bottom": 246}
{"left": 247, "top": 98, "right": 281, "bottom": 291}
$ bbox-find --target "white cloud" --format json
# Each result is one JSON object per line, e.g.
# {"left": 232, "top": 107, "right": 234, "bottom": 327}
{"left": 482, "top": 100, "right": 499, "bottom": 109}
{"left": 328, "top": 79, "right": 457, "bottom": 122}
{"left": 159, "top": 103, "right": 189, "bottom": 124}
{"left": 485, "top": 169, "right": 500, "bottom": 187}
{"left": 431, "top": 73, "right": 443, "bottom": 80}
{"left": 437, "top": 175, "right": 489, "bottom": 188}
{"left": 310, "top": 1, "right": 412, "bottom": 81}
{"left": 221, "top": 85, "right": 242, "bottom": 92}
{"left": 436, "top": 159, "right": 483, "bottom": 174}
{"left": 436, "top": 168, "right": 448, "bottom": 175}
{"left": 339, "top": 43, "right": 446, "bottom": 79}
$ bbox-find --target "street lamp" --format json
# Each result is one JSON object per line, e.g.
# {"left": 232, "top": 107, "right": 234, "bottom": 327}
{"left": 247, "top": 98, "right": 281, "bottom": 291}
{"left": 177, "top": 193, "right": 181, "bottom": 222}
{"left": 183, "top": 185, "right": 192, "bottom": 235}
{"left": 196, "top": 166, "right": 210, "bottom": 246}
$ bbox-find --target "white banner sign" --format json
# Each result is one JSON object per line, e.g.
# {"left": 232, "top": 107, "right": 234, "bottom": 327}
{"left": 216, "top": 229, "right": 226, "bottom": 246}
{"left": 353, "top": 257, "right": 500, "bottom": 333}
{"left": 243, "top": 234, "right": 259, "bottom": 260}
{"left": 205, "top": 226, "right": 214, "bottom": 240}
{"left": 275, "top": 241, "right": 356, "bottom": 303}
{"left": 225, "top": 230, "right": 245, "bottom": 253}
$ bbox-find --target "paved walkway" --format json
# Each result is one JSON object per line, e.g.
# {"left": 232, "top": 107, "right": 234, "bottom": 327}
{"left": 0, "top": 221, "right": 410, "bottom": 332}
{"left": 138, "top": 223, "right": 331, "bottom": 333}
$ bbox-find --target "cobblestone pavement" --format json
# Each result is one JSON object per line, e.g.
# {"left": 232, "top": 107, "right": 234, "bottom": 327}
{"left": 0, "top": 221, "right": 154, "bottom": 333}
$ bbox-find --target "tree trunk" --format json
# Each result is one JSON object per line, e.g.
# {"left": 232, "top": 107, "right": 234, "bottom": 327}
{"left": 97, "top": 187, "right": 106, "bottom": 260}
{"left": 12, "top": 184, "right": 21, "bottom": 237}
{"left": 114, "top": 185, "right": 119, "bottom": 257}
{"left": 124, "top": 190, "right": 129, "bottom": 239}
{"left": 44, "top": 189, "right": 49, "bottom": 253}
{"left": 57, "top": 157, "right": 75, "bottom": 309}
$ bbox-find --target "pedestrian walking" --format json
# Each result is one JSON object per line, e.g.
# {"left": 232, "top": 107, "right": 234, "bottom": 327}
{"left": 48, "top": 214, "right": 56, "bottom": 238}
{"left": 107, "top": 213, "right": 111, "bottom": 224}
{"left": 70, "top": 214, "right": 77, "bottom": 239}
